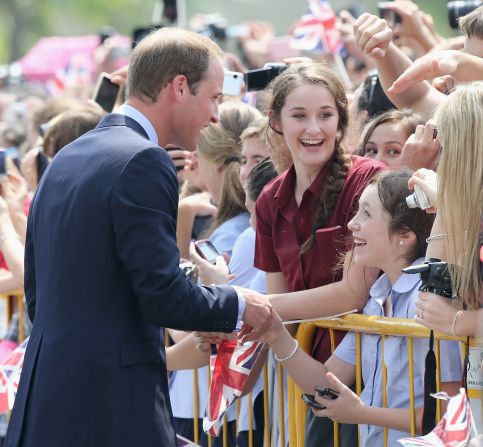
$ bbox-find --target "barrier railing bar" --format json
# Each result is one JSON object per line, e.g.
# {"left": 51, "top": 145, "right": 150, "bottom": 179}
{"left": 407, "top": 337, "right": 416, "bottom": 437}
{"left": 382, "top": 335, "right": 388, "bottom": 447}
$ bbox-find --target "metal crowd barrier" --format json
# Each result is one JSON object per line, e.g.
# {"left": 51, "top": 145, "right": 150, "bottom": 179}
{"left": 173, "top": 315, "right": 483, "bottom": 447}
{"left": 289, "top": 314, "right": 482, "bottom": 447}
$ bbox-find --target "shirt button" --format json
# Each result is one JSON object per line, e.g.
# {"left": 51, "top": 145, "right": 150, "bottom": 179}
{"left": 299, "top": 217, "right": 306, "bottom": 224}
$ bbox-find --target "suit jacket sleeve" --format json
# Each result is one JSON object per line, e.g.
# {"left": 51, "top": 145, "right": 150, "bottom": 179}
{"left": 110, "top": 147, "right": 239, "bottom": 332}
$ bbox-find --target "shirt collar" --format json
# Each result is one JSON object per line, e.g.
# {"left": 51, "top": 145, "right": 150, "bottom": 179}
{"left": 274, "top": 161, "right": 331, "bottom": 210}
{"left": 118, "top": 103, "right": 158, "bottom": 145}
{"left": 370, "top": 258, "right": 425, "bottom": 305}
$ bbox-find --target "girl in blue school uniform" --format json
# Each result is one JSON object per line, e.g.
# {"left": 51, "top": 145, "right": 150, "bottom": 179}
{"left": 255, "top": 170, "right": 463, "bottom": 447}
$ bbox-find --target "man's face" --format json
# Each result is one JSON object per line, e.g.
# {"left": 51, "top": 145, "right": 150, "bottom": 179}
{"left": 175, "top": 58, "right": 224, "bottom": 150}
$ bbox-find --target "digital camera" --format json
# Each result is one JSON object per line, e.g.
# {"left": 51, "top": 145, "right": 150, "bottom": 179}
{"left": 448, "top": 0, "right": 483, "bottom": 28}
{"left": 402, "top": 257, "right": 453, "bottom": 299}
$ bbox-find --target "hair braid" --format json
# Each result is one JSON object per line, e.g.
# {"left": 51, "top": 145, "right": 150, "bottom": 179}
{"left": 300, "top": 146, "right": 350, "bottom": 254}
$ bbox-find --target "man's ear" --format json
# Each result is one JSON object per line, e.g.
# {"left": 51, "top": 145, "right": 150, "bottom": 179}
{"left": 171, "top": 75, "right": 188, "bottom": 101}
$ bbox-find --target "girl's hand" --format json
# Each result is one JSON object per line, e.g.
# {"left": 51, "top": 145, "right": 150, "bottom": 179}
{"left": 238, "top": 308, "right": 283, "bottom": 345}
{"left": 353, "top": 13, "right": 393, "bottom": 59}
{"left": 312, "top": 372, "right": 364, "bottom": 424}
{"left": 408, "top": 168, "right": 438, "bottom": 212}
{"left": 400, "top": 123, "right": 441, "bottom": 171}
{"left": 189, "top": 243, "right": 231, "bottom": 285}
{"left": 415, "top": 291, "right": 461, "bottom": 335}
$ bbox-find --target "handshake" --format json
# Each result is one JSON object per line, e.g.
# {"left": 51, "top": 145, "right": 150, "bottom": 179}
{"left": 194, "top": 286, "right": 282, "bottom": 352}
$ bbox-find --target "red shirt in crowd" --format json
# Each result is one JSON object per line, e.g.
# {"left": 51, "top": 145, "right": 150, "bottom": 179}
{"left": 255, "top": 155, "right": 386, "bottom": 362}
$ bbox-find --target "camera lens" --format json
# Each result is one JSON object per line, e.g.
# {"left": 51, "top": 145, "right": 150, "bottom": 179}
{"left": 448, "top": 0, "right": 483, "bottom": 29}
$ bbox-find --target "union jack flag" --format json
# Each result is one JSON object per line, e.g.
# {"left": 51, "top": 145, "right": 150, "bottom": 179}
{"left": 0, "top": 338, "right": 28, "bottom": 414}
{"left": 398, "top": 388, "right": 476, "bottom": 446}
{"left": 291, "top": 0, "right": 343, "bottom": 54}
{"left": 203, "top": 339, "right": 264, "bottom": 436}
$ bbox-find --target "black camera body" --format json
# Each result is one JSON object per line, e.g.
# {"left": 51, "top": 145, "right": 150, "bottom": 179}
{"left": 402, "top": 257, "right": 453, "bottom": 299}
{"left": 245, "top": 63, "right": 288, "bottom": 92}
{"left": 448, "top": 0, "right": 483, "bottom": 29}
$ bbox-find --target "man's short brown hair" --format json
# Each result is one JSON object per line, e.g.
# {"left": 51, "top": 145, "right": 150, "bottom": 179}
{"left": 127, "top": 27, "right": 223, "bottom": 103}
{"left": 459, "top": 6, "right": 483, "bottom": 40}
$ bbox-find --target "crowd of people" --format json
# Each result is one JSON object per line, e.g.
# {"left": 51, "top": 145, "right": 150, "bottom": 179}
{"left": 0, "top": 1, "right": 481, "bottom": 446}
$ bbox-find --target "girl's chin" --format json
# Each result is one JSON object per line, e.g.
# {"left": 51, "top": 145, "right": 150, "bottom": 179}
{"left": 353, "top": 254, "right": 377, "bottom": 270}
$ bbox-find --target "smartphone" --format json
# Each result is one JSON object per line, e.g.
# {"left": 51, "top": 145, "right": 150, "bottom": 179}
{"left": 302, "top": 393, "right": 325, "bottom": 410}
{"left": 92, "top": 73, "right": 121, "bottom": 113}
{"left": 194, "top": 239, "right": 220, "bottom": 265}
{"left": 378, "top": 2, "right": 402, "bottom": 26}
{"left": 245, "top": 63, "right": 288, "bottom": 92}
{"left": 222, "top": 70, "right": 244, "bottom": 96}
{"left": 314, "top": 385, "right": 340, "bottom": 400}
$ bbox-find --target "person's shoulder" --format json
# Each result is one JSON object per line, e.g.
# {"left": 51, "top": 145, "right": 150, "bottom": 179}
{"left": 347, "top": 155, "right": 387, "bottom": 177}
{"left": 256, "top": 169, "right": 288, "bottom": 206}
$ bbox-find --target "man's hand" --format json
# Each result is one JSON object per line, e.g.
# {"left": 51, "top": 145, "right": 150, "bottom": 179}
{"left": 353, "top": 13, "right": 393, "bottom": 59}
{"left": 236, "top": 287, "right": 272, "bottom": 339}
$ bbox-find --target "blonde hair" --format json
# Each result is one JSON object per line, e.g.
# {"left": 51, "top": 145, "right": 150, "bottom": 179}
{"left": 240, "top": 118, "right": 267, "bottom": 146}
{"left": 435, "top": 81, "right": 483, "bottom": 309}
{"left": 197, "top": 101, "right": 263, "bottom": 233}
{"left": 459, "top": 6, "right": 483, "bottom": 40}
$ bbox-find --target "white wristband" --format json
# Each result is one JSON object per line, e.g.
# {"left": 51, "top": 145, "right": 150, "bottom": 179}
{"left": 274, "top": 339, "right": 299, "bottom": 362}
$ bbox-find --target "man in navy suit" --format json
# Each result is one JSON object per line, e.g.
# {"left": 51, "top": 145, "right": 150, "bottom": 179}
{"left": 5, "top": 28, "right": 271, "bottom": 447}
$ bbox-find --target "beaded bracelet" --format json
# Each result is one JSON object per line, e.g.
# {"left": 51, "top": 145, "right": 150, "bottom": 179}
{"left": 425, "top": 233, "right": 449, "bottom": 243}
{"left": 274, "top": 339, "right": 299, "bottom": 362}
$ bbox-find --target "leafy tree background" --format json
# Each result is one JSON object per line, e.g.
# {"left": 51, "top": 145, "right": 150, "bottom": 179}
{"left": 0, "top": 0, "right": 457, "bottom": 64}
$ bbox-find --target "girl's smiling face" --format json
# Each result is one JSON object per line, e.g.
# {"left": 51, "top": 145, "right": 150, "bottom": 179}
{"left": 348, "top": 184, "right": 400, "bottom": 272}
{"left": 362, "top": 122, "right": 407, "bottom": 169}
{"left": 274, "top": 83, "right": 339, "bottom": 176}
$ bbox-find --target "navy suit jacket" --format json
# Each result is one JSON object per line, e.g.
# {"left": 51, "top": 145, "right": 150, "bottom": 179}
{"left": 5, "top": 114, "right": 239, "bottom": 447}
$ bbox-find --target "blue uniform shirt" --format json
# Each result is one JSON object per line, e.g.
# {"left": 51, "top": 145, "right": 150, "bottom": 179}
{"left": 335, "top": 259, "right": 463, "bottom": 446}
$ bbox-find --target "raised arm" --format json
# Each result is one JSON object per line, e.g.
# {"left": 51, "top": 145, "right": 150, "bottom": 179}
{"left": 389, "top": 50, "right": 483, "bottom": 94}
{"left": 353, "top": 13, "right": 445, "bottom": 119}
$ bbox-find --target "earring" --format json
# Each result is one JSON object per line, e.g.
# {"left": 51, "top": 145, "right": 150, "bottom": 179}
{"left": 399, "top": 241, "right": 404, "bottom": 246}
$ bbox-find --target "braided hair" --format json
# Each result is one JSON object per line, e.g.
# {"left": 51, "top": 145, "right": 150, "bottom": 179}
{"left": 266, "top": 62, "right": 351, "bottom": 254}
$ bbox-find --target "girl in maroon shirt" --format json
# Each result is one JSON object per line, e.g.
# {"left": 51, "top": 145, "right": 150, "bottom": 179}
{"left": 254, "top": 61, "right": 386, "bottom": 446}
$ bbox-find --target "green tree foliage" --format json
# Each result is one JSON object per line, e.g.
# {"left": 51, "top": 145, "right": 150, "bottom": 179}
{"left": 0, "top": 0, "right": 458, "bottom": 64}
